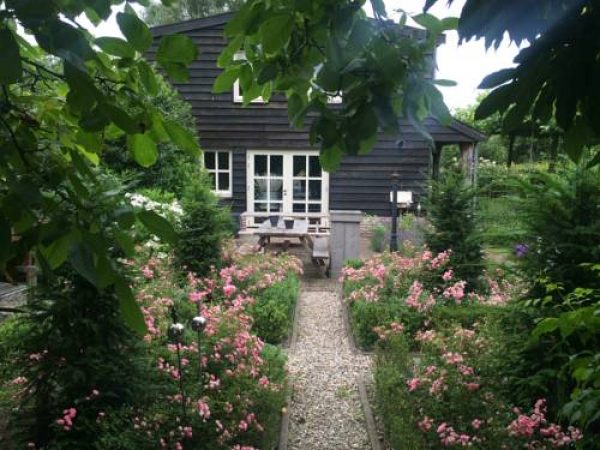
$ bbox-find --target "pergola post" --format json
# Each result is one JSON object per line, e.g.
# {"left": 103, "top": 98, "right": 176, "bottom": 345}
{"left": 459, "top": 141, "right": 476, "bottom": 184}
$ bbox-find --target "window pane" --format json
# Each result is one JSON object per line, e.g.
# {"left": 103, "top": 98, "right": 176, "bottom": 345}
{"left": 269, "top": 202, "right": 283, "bottom": 213}
{"left": 293, "top": 203, "right": 306, "bottom": 213}
{"left": 309, "top": 155, "right": 321, "bottom": 177}
{"left": 218, "top": 152, "right": 229, "bottom": 170}
{"left": 218, "top": 173, "right": 230, "bottom": 191}
{"left": 293, "top": 180, "right": 306, "bottom": 200}
{"left": 293, "top": 155, "right": 306, "bottom": 177}
{"left": 255, "top": 155, "right": 267, "bottom": 176}
{"left": 254, "top": 202, "right": 268, "bottom": 212}
{"left": 207, "top": 172, "right": 216, "bottom": 190}
{"left": 308, "top": 203, "right": 322, "bottom": 213}
{"left": 270, "top": 155, "right": 283, "bottom": 176}
{"left": 204, "top": 151, "right": 216, "bottom": 170}
{"left": 269, "top": 179, "right": 283, "bottom": 200}
{"left": 254, "top": 179, "right": 268, "bottom": 200}
{"left": 309, "top": 180, "right": 322, "bottom": 200}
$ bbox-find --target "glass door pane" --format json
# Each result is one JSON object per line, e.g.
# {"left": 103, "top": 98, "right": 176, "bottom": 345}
{"left": 291, "top": 154, "right": 324, "bottom": 217}
{"left": 253, "top": 154, "right": 284, "bottom": 218}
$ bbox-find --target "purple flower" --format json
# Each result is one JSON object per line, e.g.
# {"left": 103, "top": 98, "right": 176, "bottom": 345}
{"left": 515, "top": 243, "right": 529, "bottom": 258}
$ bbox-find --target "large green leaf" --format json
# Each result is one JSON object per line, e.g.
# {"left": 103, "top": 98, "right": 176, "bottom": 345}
{"left": 41, "top": 232, "right": 76, "bottom": 269}
{"left": 95, "top": 36, "right": 135, "bottom": 58}
{"left": 413, "top": 13, "right": 441, "bottom": 32}
{"left": 115, "top": 280, "right": 147, "bottom": 334}
{"left": 260, "top": 14, "right": 293, "bottom": 54}
{"left": 320, "top": 145, "right": 343, "bottom": 172}
{"left": 137, "top": 61, "right": 158, "bottom": 95}
{"left": 68, "top": 240, "right": 98, "bottom": 286}
{"left": 164, "top": 120, "right": 200, "bottom": 157}
{"left": 213, "top": 66, "right": 240, "bottom": 93}
{"left": 127, "top": 133, "right": 158, "bottom": 167}
{"left": 138, "top": 209, "right": 178, "bottom": 245}
{"left": 116, "top": 12, "right": 152, "bottom": 53}
{"left": 100, "top": 103, "right": 140, "bottom": 134}
{"left": 478, "top": 68, "right": 516, "bottom": 89}
{"left": 156, "top": 34, "right": 198, "bottom": 82}
{"left": 0, "top": 28, "right": 22, "bottom": 84}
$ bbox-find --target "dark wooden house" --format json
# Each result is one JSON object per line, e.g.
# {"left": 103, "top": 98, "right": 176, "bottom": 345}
{"left": 149, "top": 13, "right": 485, "bottom": 226}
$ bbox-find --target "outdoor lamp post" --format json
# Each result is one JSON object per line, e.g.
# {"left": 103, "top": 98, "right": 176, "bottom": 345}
{"left": 390, "top": 171, "right": 400, "bottom": 252}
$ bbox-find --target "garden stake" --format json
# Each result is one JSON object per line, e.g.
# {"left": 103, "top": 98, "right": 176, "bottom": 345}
{"left": 169, "top": 308, "right": 187, "bottom": 421}
{"left": 191, "top": 304, "right": 207, "bottom": 381}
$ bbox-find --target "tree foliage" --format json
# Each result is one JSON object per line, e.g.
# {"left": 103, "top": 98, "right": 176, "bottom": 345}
{"left": 216, "top": 0, "right": 457, "bottom": 171}
{"left": 144, "top": 0, "right": 245, "bottom": 26}
{"left": 0, "top": 0, "right": 200, "bottom": 331}
{"left": 426, "top": 0, "right": 600, "bottom": 165}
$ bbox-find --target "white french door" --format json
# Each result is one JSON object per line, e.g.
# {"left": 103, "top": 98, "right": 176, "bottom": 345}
{"left": 246, "top": 150, "right": 329, "bottom": 223}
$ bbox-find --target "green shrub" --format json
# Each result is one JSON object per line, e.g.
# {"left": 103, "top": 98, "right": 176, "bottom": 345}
{"left": 374, "top": 310, "right": 583, "bottom": 449}
{"left": 516, "top": 166, "right": 600, "bottom": 298}
{"left": 7, "top": 275, "right": 147, "bottom": 449}
{"left": 350, "top": 298, "right": 421, "bottom": 350}
{"left": 249, "top": 275, "right": 299, "bottom": 344}
{"left": 374, "top": 335, "right": 426, "bottom": 450}
{"left": 370, "top": 224, "right": 387, "bottom": 253}
{"left": 426, "top": 171, "right": 484, "bottom": 289}
{"left": 528, "top": 272, "right": 600, "bottom": 439}
{"left": 174, "top": 171, "right": 232, "bottom": 276}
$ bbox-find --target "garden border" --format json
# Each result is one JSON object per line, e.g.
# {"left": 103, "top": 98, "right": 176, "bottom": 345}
{"left": 280, "top": 279, "right": 302, "bottom": 350}
{"left": 338, "top": 284, "right": 383, "bottom": 450}
{"left": 276, "top": 280, "right": 303, "bottom": 450}
{"left": 338, "top": 284, "right": 373, "bottom": 356}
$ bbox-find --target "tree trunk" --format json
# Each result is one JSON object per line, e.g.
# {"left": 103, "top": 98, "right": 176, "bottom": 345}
{"left": 507, "top": 133, "right": 516, "bottom": 168}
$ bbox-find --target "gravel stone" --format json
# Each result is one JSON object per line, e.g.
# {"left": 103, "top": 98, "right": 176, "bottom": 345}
{"left": 286, "top": 281, "right": 372, "bottom": 450}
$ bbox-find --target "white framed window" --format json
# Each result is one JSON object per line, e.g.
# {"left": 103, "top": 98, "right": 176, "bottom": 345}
{"left": 203, "top": 150, "right": 232, "bottom": 197}
{"left": 233, "top": 52, "right": 267, "bottom": 104}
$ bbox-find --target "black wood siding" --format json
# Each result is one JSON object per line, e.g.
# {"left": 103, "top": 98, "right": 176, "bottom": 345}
{"left": 149, "top": 16, "right": 482, "bottom": 216}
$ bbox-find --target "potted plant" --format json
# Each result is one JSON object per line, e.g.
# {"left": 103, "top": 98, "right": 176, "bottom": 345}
{"left": 269, "top": 215, "right": 279, "bottom": 227}
{"left": 284, "top": 218, "right": 294, "bottom": 229}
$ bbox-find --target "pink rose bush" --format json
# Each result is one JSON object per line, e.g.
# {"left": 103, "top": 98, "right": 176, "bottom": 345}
{"left": 346, "top": 250, "right": 582, "bottom": 448}
{"left": 122, "top": 251, "right": 300, "bottom": 449}
{"left": 6, "top": 250, "right": 300, "bottom": 450}
{"left": 341, "top": 249, "right": 521, "bottom": 349}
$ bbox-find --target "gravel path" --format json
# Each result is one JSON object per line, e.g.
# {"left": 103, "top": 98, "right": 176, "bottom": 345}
{"left": 286, "top": 281, "right": 372, "bottom": 450}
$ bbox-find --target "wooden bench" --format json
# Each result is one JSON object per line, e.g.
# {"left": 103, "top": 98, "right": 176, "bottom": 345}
{"left": 311, "top": 236, "right": 330, "bottom": 276}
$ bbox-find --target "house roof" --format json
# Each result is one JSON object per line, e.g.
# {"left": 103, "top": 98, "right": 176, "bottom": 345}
{"left": 447, "top": 119, "right": 488, "bottom": 142}
{"left": 150, "top": 12, "right": 237, "bottom": 36}
{"left": 150, "top": 11, "right": 433, "bottom": 41}
{"left": 150, "top": 13, "right": 484, "bottom": 143}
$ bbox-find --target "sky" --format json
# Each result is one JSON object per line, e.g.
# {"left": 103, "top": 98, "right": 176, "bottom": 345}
{"left": 82, "top": 0, "right": 521, "bottom": 111}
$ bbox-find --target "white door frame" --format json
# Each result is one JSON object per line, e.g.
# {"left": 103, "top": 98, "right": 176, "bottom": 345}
{"left": 246, "top": 150, "right": 330, "bottom": 219}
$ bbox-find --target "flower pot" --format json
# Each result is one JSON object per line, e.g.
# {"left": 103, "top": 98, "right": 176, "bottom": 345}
{"left": 284, "top": 219, "right": 294, "bottom": 229}
{"left": 269, "top": 215, "right": 279, "bottom": 227}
